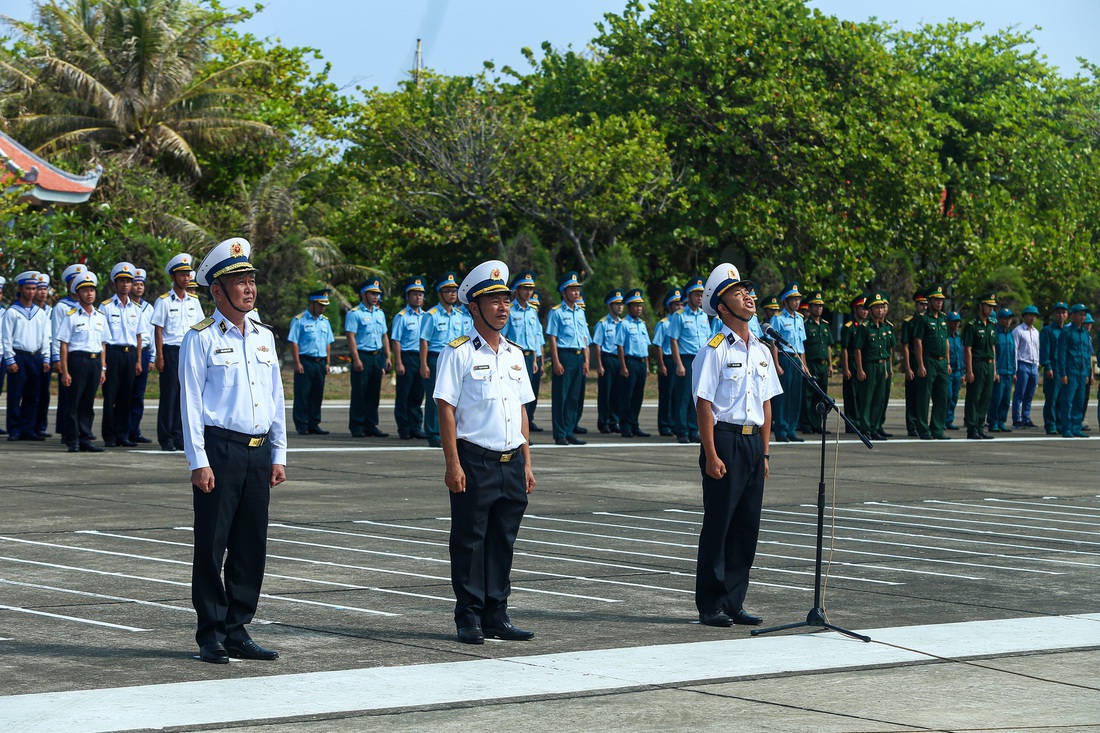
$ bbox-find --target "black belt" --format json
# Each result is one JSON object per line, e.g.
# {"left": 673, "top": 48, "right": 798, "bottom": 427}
{"left": 625, "top": 354, "right": 646, "bottom": 361}
{"left": 163, "top": 344, "right": 181, "bottom": 351}
{"left": 72, "top": 351, "right": 101, "bottom": 359}
{"left": 458, "top": 438, "right": 520, "bottom": 463}
{"left": 567, "top": 349, "right": 584, "bottom": 355}
{"left": 301, "top": 355, "right": 327, "bottom": 362}
{"left": 869, "top": 358, "right": 888, "bottom": 363}
{"left": 715, "top": 422, "right": 760, "bottom": 435}
{"left": 205, "top": 425, "right": 269, "bottom": 448}
{"left": 14, "top": 349, "right": 39, "bottom": 358}
{"left": 358, "top": 349, "right": 381, "bottom": 355}
{"left": 106, "top": 344, "right": 135, "bottom": 352}
{"left": 523, "top": 350, "right": 535, "bottom": 356}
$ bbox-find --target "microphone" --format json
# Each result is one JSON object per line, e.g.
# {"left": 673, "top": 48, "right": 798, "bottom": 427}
{"left": 763, "top": 325, "right": 792, "bottom": 349}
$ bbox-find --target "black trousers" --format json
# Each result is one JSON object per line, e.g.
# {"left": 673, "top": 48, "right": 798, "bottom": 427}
{"left": 394, "top": 351, "right": 425, "bottom": 437}
{"left": 671, "top": 353, "right": 698, "bottom": 438}
{"left": 657, "top": 354, "right": 673, "bottom": 433}
{"left": 6, "top": 351, "right": 43, "bottom": 438}
{"left": 192, "top": 428, "right": 272, "bottom": 646}
{"left": 616, "top": 355, "right": 647, "bottom": 434}
{"left": 449, "top": 442, "right": 528, "bottom": 628}
{"left": 128, "top": 348, "right": 152, "bottom": 440}
{"left": 292, "top": 356, "right": 327, "bottom": 431}
{"left": 102, "top": 346, "right": 136, "bottom": 443}
{"left": 349, "top": 350, "right": 384, "bottom": 433}
{"left": 522, "top": 351, "right": 541, "bottom": 424}
{"left": 597, "top": 351, "right": 620, "bottom": 430}
{"left": 65, "top": 352, "right": 101, "bottom": 447}
{"left": 35, "top": 368, "right": 51, "bottom": 434}
{"left": 695, "top": 428, "right": 766, "bottom": 614}
{"left": 157, "top": 345, "right": 183, "bottom": 448}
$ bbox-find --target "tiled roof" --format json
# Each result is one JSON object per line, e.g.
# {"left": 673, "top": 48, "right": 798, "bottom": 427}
{"left": 0, "top": 129, "right": 102, "bottom": 204}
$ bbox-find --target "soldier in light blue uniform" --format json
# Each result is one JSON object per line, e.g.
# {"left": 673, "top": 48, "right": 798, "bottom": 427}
{"left": 669, "top": 276, "right": 709, "bottom": 444}
{"left": 747, "top": 288, "right": 764, "bottom": 339}
{"left": 391, "top": 276, "right": 428, "bottom": 440}
{"left": 592, "top": 289, "right": 624, "bottom": 434}
{"left": 346, "top": 277, "right": 391, "bottom": 438}
{"left": 652, "top": 289, "right": 680, "bottom": 436}
{"left": 987, "top": 308, "right": 1016, "bottom": 432}
{"left": 420, "top": 272, "right": 467, "bottom": 448}
{"left": 1054, "top": 303, "right": 1093, "bottom": 438}
{"left": 769, "top": 282, "right": 808, "bottom": 442}
{"left": 1040, "top": 302, "right": 1068, "bottom": 434}
{"left": 614, "top": 288, "right": 651, "bottom": 438}
{"left": 288, "top": 289, "right": 335, "bottom": 435}
{"left": 546, "top": 271, "right": 590, "bottom": 445}
{"left": 945, "top": 311, "right": 963, "bottom": 430}
{"left": 504, "top": 270, "right": 545, "bottom": 432}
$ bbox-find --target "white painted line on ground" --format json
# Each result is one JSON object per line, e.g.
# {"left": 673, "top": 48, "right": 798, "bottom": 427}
{"left": 817, "top": 505, "right": 1100, "bottom": 544}
{"left": 984, "top": 498, "right": 1100, "bottom": 514}
{"left": 867, "top": 500, "right": 1100, "bottom": 529}
{"left": 3, "top": 613, "right": 1098, "bottom": 733}
{"left": 0, "top": 604, "right": 149, "bottom": 632}
{"left": 0, "top": 578, "right": 192, "bottom": 614}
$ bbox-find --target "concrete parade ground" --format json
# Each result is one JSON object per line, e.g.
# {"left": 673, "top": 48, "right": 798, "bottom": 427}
{"left": 1, "top": 399, "right": 1098, "bottom": 733}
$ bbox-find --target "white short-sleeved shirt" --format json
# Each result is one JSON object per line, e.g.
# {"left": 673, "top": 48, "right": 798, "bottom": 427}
{"left": 179, "top": 310, "right": 287, "bottom": 471}
{"left": 692, "top": 325, "right": 782, "bottom": 427}
{"left": 151, "top": 290, "right": 206, "bottom": 346}
{"left": 57, "top": 306, "right": 108, "bottom": 353}
{"left": 433, "top": 330, "right": 535, "bottom": 452}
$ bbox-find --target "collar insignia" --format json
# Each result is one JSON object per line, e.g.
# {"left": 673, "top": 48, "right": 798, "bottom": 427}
{"left": 218, "top": 320, "right": 228, "bottom": 334}
{"left": 473, "top": 337, "right": 482, "bottom": 349}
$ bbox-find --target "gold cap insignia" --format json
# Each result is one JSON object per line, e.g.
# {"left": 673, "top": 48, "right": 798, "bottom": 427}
{"left": 230, "top": 242, "right": 243, "bottom": 257}
{"left": 491, "top": 268, "right": 501, "bottom": 280}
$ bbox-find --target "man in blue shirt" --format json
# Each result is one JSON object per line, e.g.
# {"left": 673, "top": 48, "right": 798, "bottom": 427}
{"left": 1040, "top": 302, "right": 1069, "bottom": 434}
{"left": 346, "top": 278, "right": 392, "bottom": 438}
{"left": 987, "top": 308, "right": 1017, "bottom": 433}
{"left": 669, "top": 276, "right": 709, "bottom": 444}
{"left": 504, "top": 270, "right": 545, "bottom": 432}
{"left": 945, "top": 312, "right": 963, "bottom": 430}
{"left": 615, "top": 288, "right": 651, "bottom": 438}
{"left": 652, "top": 289, "right": 680, "bottom": 436}
{"left": 546, "top": 271, "right": 590, "bottom": 445}
{"left": 391, "top": 276, "right": 428, "bottom": 440}
{"left": 288, "top": 289, "right": 335, "bottom": 435}
{"left": 420, "top": 272, "right": 467, "bottom": 448}
{"left": 769, "top": 282, "right": 808, "bottom": 442}
{"left": 1055, "top": 304, "right": 1094, "bottom": 438}
{"left": 591, "top": 289, "right": 624, "bottom": 435}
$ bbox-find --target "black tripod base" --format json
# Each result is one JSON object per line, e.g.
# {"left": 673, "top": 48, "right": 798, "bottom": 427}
{"left": 751, "top": 607, "right": 871, "bottom": 642}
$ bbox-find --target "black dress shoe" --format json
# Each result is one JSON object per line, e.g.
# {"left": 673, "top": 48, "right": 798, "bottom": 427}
{"left": 118, "top": 439, "right": 136, "bottom": 447}
{"left": 599, "top": 425, "right": 611, "bottom": 434}
{"left": 103, "top": 439, "right": 117, "bottom": 447}
{"left": 634, "top": 430, "right": 651, "bottom": 438}
{"left": 907, "top": 430, "right": 918, "bottom": 437}
{"left": 932, "top": 434, "right": 951, "bottom": 440}
{"left": 7, "top": 434, "right": 22, "bottom": 441}
{"left": 775, "top": 435, "right": 789, "bottom": 443}
{"left": 529, "top": 422, "right": 544, "bottom": 432}
{"left": 37, "top": 432, "right": 53, "bottom": 438}
{"left": 919, "top": 434, "right": 932, "bottom": 440}
{"left": 729, "top": 609, "right": 764, "bottom": 626}
{"left": 24, "top": 433, "right": 46, "bottom": 441}
{"left": 699, "top": 610, "right": 733, "bottom": 627}
{"left": 566, "top": 436, "right": 587, "bottom": 445}
{"left": 225, "top": 638, "right": 279, "bottom": 660}
{"left": 161, "top": 442, "right": 176, "bottom": 451}
{"left": 945, "top": 425, "right": 960, "bottom": 431}
{"left": 410, "top": 430, "right": 428, "bottom": 440}
{"left": 677, "top": 436, "right": 690, "bottom": 444}
{"left": 68, "top": 445, "right": 79, "bottom": 453}
{"left": 350, "top": 431, "right": 367, "bottom": 438}
{"left": 555, "top": 437, "right": 568, "bottom": 446}
{"left": 80, "top": 443, "right": 105, "bottom": 453}
{"left": 659, "top": 429, "right": 674, "bottom": 437}
{"left": 198, "top": 642, "right": 229, "bottom": 664}
{"left": 308, "top": 427, "right": 330, "bottom": 435}
{"left": 483, "top": 620, "right": 534, "bottom": 640}
{"left": 398, "top": 433, "right": 411, "bottom": 439}
{"left": 621, "top": 430, "right": 635, "bottom": 438}
{"left": 428, "top": 438, "right": 442, "bottom": 448}
{"left": 980, "top": 431, "right": 995, "bottom": 439}
{"left": 878, "top": 430, "right": 894, "bottom": 438}
{"left": 608, "top": 424, "right": 620, "bottom": 433}
{"left": 296, "top": 430, "right": 310, "bottom": 436}
{"left": 788, "top": 435, "right": 805, "bottom": 443}
{"left": 132, "top": 435, "right": 152, "bottom": 444}
{"left": 574, "top": 426, "right": 588, "bottom": 434}
{"left": 365, "top": 427, "right": 389, "bottom": 437}
{"left": 689, "top": 434, "right": 701, "bottom": 443}
{"left": 456, "top": 625, "right": 485, "bottom": 645}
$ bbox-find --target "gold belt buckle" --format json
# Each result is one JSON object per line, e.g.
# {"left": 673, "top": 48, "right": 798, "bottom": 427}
{"left": 500, "top": 451, "right": 513, "bottom": 463}
{"left": 248, "top": 436, "right": 265, "bottom": 448}
{"left": 741, "top": 425, "right": 754, "bottom": 435}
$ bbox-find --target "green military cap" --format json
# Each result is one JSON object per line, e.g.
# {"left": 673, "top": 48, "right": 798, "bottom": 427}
{"left": 806, "top": 290, "right": 825, "bottom": 305}
{"left": 1052, "top": 301, "right": 1068, "bottom": 311}
{"left": 978, "top": 292, "right": 997, "bottom": 305}
{"left": 869, "top": 291, "right": 889, "bottom": 306}
{"left": 1086, "top": 313, "right": 1095, "bottom": 324}
{"left": 1022, "top": 305, "right": 1039, "bottom": 316}
{"left": 997, "top": 308, "right": 1014, "bottom": 319}
{"left": 927, "top": 284, "right": 946, "bottom": 299}
{"left": 913, "top": 287, "right": 928, "bottom": 303}
{"left": 947, "top": 311, "right": 961, "bottom": 322}
{"left": 850, "top": 292, "right": 868, "bottom": 309}
{"left": 763, "top": 295, "right": 781, "bottom": 311}
{"left": 1069, "top": 303, "right": 1088, "bottom": 314}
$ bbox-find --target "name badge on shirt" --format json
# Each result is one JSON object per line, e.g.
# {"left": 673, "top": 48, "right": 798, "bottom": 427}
{"left": 215, "top": 347, "right": 234, "bottom": 354}
{"left": 473, "top": 364, "right": 490, "bottom": 371}
{"left": 727, "top": 362, "right": 742, "bottom": 368}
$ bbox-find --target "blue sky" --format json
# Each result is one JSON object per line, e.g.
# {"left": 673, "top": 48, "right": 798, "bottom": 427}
{"left": 4, "top": 0, "right": 1097, "bottom": 92}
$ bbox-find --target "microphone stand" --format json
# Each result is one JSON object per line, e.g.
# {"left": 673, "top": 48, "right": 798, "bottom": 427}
{"left": 751, "top": 341, "right": 873, "bottom": 642}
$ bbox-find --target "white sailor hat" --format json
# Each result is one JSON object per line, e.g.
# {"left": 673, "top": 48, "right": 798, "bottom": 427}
{"left": 15, "top": 271, "right": 40, "bottom": 287}
{"left": 702, "top": 262, "right": 753, "bottom": 317}
{"left": 110, "top": 262, "right": 137, "bottom": 281}
{"left": 70, "top": 271, "right": 99, "bottom": 294}
{"left": 0, "top": 276, "right": 5, "bottom": 287}
{"left": 133, "top": 268, "right": 147, "bottom": 283}
{"left": 458, "top": 260, "right": 510, "bottom": 305}
{"left": 61, "top": 264, "right": 87, "bottom": 284}
{"left": 35, "top": 273, "right": 50, "bottom": 288}
{"left": 165, "top": 253, "right": 194, "bottom": 276}
{"left": 196, "top": 237, "right": 256, "bottom": 287}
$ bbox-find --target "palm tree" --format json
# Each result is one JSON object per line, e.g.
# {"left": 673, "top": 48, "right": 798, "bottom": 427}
{"left": 1, "top": 0, "right": 275, "bottom": 179}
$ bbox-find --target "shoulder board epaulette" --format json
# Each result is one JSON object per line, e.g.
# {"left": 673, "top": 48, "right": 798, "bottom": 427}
{"left": 886, "top": 319, "right": 895, "bottom": 327}
{"left": 101, "top": 299, "right": 111, "bottom": 306}
{"left": 192, "top": 317, "right": 215, "bottom": 331}
{"left": 294, "top": 312, "right": 304, "bottom": 319}
{"left": 320, "top": 314, "right": 329, "bottom": 320}
{"left": 158, "top": 292, "right": 171, "bottom": 299}
{"left": 707, "top": 333, "right": 725, "bottom": 348}
{"left": 844, "top": 320, "right": 853, "bottom": 328}
{"left": 187, "top": 293, "right": 199, "bottom": 300}
{"left": 659, "top": 317, "right": 668, "bottom": 324}
{"left": 67, "top": 307, "right": 77, "bottom": 316}
{"left": 428, "top": 307, "right": 438, "bottom": 315}
{"left": 904, "top": 315, "right": 913, "bottom": 322}
{"left": 448, "top": 335, "right": 470, "bottom": 348}
{"left": 822, "top": 318, "right": 830, "bottom": 325}
{"left": 505, "top": 338, "right": 521, "bottom": 349}
{"left": 552, "top": 303, "right": 562, "bottom": 310}
{"left": 397, "top": 306, "right": 408, "bottom": 315}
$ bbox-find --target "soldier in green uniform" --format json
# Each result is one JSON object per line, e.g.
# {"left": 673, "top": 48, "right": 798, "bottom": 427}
{"left": 900, "top": 288, "right": 929, "bottom": 437}
{"left": 912, "top": 284, "right": 951, "bottom": 440}
{"left": 799, "top": 290, "right": 834, "bottom": 434}
{"left": 841, "top": 293, "right": 868, "bottom": 433}
{"left": 1039, "top": 302, "right": 1068, "bottom": 435}
{"left": 853, "top": 291, "right": 894, "bottom": 439}
{"left": 963, "top": 292, "right": 998, "bottom": 440}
